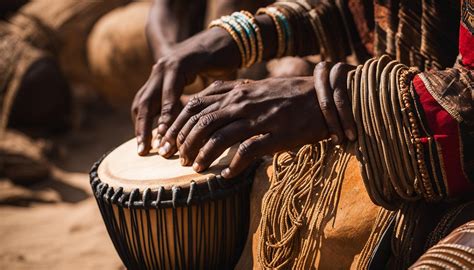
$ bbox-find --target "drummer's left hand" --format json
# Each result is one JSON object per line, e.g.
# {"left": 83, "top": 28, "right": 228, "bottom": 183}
{"left": 158, "top": 76, "right": 331, "bottom": 178}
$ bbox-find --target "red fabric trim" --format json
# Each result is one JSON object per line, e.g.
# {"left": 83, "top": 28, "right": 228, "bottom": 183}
{"left": 413, "top": 75, "right": 472, "bottom": 196}
{"left": 459, "top": 24, "right": 474, "bottom": 70}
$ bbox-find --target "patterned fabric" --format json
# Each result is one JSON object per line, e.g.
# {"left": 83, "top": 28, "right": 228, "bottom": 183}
{"left": 368, "top": 0, "right": 459, "bottom": 70}
{"left": 413, "top": 73, "right": 473, "bottom": 197}
{"left": 461, "top": 0, "right": 474, "bottom": 68}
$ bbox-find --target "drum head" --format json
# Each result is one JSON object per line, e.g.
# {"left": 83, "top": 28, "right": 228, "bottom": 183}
{"left": 98, "top": 137, "right": 236, "bottom": 191}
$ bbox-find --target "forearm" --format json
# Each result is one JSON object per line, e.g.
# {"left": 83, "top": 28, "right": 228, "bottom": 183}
{"left": 209, "top": 1, "right": 354, "bottom": 68}
{"left": 147, "top": 0, "right": 206, "bottom": 59}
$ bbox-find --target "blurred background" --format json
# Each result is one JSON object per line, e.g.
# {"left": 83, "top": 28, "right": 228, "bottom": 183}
{"left": 0, "top": 0, "right": 318, "bottom": 269}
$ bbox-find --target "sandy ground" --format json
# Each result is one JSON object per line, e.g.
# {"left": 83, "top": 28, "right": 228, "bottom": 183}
{"left": 0, "top": 103, "right": 134, "bottom": 270}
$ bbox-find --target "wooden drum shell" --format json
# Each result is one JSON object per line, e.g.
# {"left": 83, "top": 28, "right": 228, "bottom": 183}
{"left": 90, "top": 153, "right": 255, "bottom": 270}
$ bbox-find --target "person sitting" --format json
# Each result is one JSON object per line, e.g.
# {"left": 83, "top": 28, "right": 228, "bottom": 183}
{"left": 132, "top": 0, "right": 474, "bottom": 268}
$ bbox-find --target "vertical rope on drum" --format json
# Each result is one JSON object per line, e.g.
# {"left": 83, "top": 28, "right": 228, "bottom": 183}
{"left": 117, "top": 199, "right": 137, "bottom": 269}
{"left": 179, "top": 205, "right": 187, "bottom": 269}
{"left": 221, "top": 197, "right": 228, "bottom": 268}
{"left": 230, "top": 191, "right": 238, "bottom": 264}
{"left": 91, "top": 155, "right": 254, "bottom": 270}
{"left": 161, "top": 204, "right": 173, "bottom": 269}
{"left": 129, "top": 190, "right": 148, "bottom": 269}
{"left": 137, "top": 207, "right": 149, "bottom": 269}
{"left": 187, "top": 204, "right": 194, "bottom": 270}
{"left": 145, "top": 208, "right": 159, "bottom": 268}
{"left": 171, "top": 207, "right": 181, "bottom": 269}
{"left": 196, "top": 203, "right": 203, "bottom": 269}
{"left": 105, "top": 193, "right": 133, "bottom": 268}
{"left": 211, "top": 200, "right": 218, "bottom": 267}
{"left": 95, "top": 186, "right": 131, "bottom": 269}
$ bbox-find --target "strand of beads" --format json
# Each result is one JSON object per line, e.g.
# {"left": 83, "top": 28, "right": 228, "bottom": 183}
{"left": 208, "top": 11, "right": 263, "bottom": 68}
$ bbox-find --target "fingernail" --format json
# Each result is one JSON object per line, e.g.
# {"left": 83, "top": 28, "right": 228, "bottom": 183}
{"left": 158, "top": 124, "right": 167, "bottom": 134}
{"left": 137, "top": 143, "right": 145, "bottom": 155}
{"left": 221, "top": 168, "right": 231, "bottom": 178}
{"left": 158, "top": 142, "right": 171, "bottom": 156}
{"left": 180, "top": 157, "right": 186, "bottom": 166}
{"left": 193, "top": 162, "right": 202, "bottom": 172}
{"left": 331, "top": 134, "right": 339, "bottom": 144}
{"left": 346, "top": 129, "right": 356, "bottom": 141}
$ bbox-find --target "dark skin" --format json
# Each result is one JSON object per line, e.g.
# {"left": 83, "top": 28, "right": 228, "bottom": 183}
{"left": 133, "top": 12, "right": 357, "bottom": 177}
{"left": 159, "top": 64, "right": 355, "bottom": 178}
{"left": 146, "top": 0, "right": 206, "bottom": 60}
{"left": 163, "top": 77, "right": 328, "bottom": 178}
{"left": 132, "top": 15, "right": 277, "bottom": 155}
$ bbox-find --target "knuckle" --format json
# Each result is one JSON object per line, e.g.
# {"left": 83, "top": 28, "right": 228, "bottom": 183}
{"left": 189, "top": 114, "right": 201, "bottom": 125}
{"left": 177, "top": 131, "right": 186, "bottom": 144}
{"left": 197, "top": 113, "right": 215, "bottom": 128}
{"left": 332, "top": 62, "right": 345, "bottom": 73}
{"left": 333, "top": 96, "right": 348, "bottom": 109}
{"left": 237, "top": 142, "right": 253, "bottom": 157}
{"left": 157, "top": 58, "right": 167, "bottom": 67}
{"left": 167, "top": 125, "right": 179, "bottom": 137}
{"left": 160, "top": 102, "right": 174, "bottom": 115}
{"left": 152, "top": 61, "right": 164, "bottom": 73}
{"left": 209, "top": 133, "right": 225, "bottom": 146}
{"left": 185, "top": 97, "right": 203, "bottom": 112}
{"left": 231, "top": 88, "right": 249, "bottom": 102}
{"left": 211, "top": 80, "right": 224, "bottom": 88}
{"left": 319, "top": 98, "right": 333, "bottom": 112}
{"left": 315, "top": 61, "right": 331, "bottom": 71}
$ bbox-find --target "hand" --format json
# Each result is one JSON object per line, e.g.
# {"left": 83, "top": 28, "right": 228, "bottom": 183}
{"left": 158, "top": 77, "right": 329, "bottom": 178}
{"left": 313, "top": 62, "right": 356, "bottom": 144}
{"left": 132, "top": 27, "right": 241, "bottom": 156}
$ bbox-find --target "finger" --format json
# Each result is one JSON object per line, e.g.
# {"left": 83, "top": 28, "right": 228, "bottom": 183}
{"left": 198, "top": 79, "right": 252, "bottom": 97}
{"left": 314, "top": 61, "right": 344, "bottom": 144}
{"left": 221, "top": 133, "right": 276, "bottom": 179}
{"left": 176, "top": 102, "right": 220, "bottom": 148}
{"left": 329, "top": 63, "right": 357, "bottom": 141}
{"left": 158, "top": 95, "right": 224, "bottom": 157}
{"left": 192, "top": 119, "right": 259, "bottom": 172}
{"left": 131, "top": 79, "right": 151, "bottom": 122}
{"left": 134, "top": 96, "right": 160, "bottom": 156}
{"left": 134, "top": 72, "right": 163, "bottom": 156}
{"left": 179, "top": 108, "right": 240, "bottom": 166}
{"left": 157, "top": 70, "right": 185, "bottom": 138}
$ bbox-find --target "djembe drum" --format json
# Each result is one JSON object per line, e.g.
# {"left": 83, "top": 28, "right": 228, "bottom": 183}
{"left": 90, "top": 138, "right": 255, "bottom": 270}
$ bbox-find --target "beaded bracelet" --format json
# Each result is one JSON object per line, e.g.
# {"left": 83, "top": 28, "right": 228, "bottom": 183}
{"left": 268, "top": 7, "right": 293, "bottom": 56}
{"left": 209, "top": 19, "right": 246, "bottom": 67}
{"left": 220, "top": 16, "right": 251, "bottom": 66}
{"left": 257, "top": 7, "right": 286, "bottom": 58}
{"left": 209, "top": 11, "right": 265, "bottom": 68}
{"left": 232, "top": 12, "right": 257, "bottom": 67}
{"left": 273, "top": 2, "right": 314, "bottom": 56}
{"left": 241, "top": 10, "right": 264, "bottom": 63}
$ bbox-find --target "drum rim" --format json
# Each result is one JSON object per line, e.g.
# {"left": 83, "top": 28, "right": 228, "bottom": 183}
{"left": 90, "top": 152, "right": 257, "bottom": 209}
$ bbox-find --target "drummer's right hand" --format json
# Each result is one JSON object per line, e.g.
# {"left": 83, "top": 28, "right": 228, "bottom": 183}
{"left": 132, "top": 27, "right": 241, "bottom": 156}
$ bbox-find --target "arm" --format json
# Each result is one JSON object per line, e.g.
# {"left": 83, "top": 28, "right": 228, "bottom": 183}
{"left": 135, "top": 0, "right": 357, "bottom": 156}
{"left": 146, "top": 0, "right": 206, "bottom": 60}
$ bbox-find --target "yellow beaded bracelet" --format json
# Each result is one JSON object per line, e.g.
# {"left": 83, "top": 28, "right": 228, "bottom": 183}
{"left": 257, "top": 7, "right": 286, "bottom": 58}
{"left": 209, "top": 19, "right": 246, "bottom": 67}
{"left": 241, "top": 10, "right": 264, "bottom": 63}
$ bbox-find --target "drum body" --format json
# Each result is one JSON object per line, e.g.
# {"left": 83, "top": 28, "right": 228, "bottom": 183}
{"left": 90, "top": 138, "right": 254, "bottom": 270}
